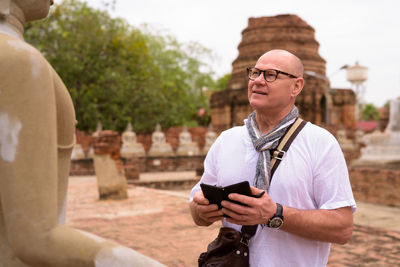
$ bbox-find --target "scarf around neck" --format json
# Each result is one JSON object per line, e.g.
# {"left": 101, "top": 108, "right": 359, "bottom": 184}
{"left": 245, "top": 106, "right": 299, "bottom": 190}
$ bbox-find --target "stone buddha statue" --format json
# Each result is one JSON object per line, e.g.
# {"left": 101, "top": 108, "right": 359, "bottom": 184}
{"left": 71, "top": 131, "right": 85, "bottom": 160}
{"left": 355, "top": 126, "right": 364, "bottom": 146}
{"left": 0, "top": 1, "right": 164, "bottom": 266}
{"left": 176, "top": 125, "right": 199, "bottom": 156}
{"left": 386, "top": 97, "right": 400, "bottom": 132}
{"left": 148, "top": 123, "right": 174, "bottom": 156}
{"left": 202, "top": 124, "right": 217, "bottom": 155}
{"left": 336, "top": 125, "right": 356, "bottom": 151}
{"left": 353, "top": 97, "right": 400, "bottom": 167}
{"left": 71, "top": 143, "right": 85, "bottom": 160}
{"left": 120, "top": 122, "right": 145, "bottom": 158}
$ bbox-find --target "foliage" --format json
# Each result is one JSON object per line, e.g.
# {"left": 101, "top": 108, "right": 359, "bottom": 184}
{"left": 212, "top": 73, "right": 231, "bottom": 92}
{"left": 384, "top": 100, "right": 390, "bottom": 108}
{"left": 361, "top": 103, "right": 380, "bottom": 121}
{"left": 25, "top": 0, "right": 215, "bottom": 132}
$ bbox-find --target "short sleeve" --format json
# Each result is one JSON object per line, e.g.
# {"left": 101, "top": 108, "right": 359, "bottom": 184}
{"left": 312, "top": 131, "right": 357, "bottom": 212}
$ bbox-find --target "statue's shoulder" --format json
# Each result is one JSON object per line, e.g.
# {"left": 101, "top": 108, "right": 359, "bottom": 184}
{"left": 0, "top": 34, "right": 56, "bottom": 101}
{"left": 0, "top": 34, "right": 47, "bottom": 66}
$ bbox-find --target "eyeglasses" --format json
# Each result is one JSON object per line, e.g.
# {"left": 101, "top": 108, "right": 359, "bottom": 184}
{"left": 246, "top": 67, "right": 298, "bottom": 82}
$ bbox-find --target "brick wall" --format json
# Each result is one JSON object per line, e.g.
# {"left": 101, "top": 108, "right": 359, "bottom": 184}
{"left": 71, "top": 155, "right": 205, "bottom": 177}
{"left": 69, "top": 158, "right": 95, "bottom": 176}
{"left": 349, "top": 167, "right": 400, "bottom": 207}
{"left": 135, "top": 155, "right": 204, "bottom": 173}
{"left": 75, "top": 130, "right": 93, "bottom": 156}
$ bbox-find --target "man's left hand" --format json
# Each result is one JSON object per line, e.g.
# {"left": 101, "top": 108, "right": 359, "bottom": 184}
{"left": 221, "top": 186, "right": 276, "bottom": 225}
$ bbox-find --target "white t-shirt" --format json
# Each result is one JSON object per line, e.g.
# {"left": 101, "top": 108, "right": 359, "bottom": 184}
{"left": 190, "top": 122, "right": 356, "bottom": 267}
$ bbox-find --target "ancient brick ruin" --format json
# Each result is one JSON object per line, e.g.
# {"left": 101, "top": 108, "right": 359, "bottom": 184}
{"left": 210, "top": 14, "right": 356, "bottom": 133}
{"left": 92, "top": 130, "right": 128, "bottom": 200}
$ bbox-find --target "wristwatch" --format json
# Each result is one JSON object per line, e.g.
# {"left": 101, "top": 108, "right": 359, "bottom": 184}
{"left": 267, "top": 203, "right": 284, "bottom": 229}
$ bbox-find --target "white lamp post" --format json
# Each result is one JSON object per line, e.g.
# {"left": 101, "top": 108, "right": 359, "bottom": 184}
{"left": 346, "top": 62, "right": 368, "bottom": 120}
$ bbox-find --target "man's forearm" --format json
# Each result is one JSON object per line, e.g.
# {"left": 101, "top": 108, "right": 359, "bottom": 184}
{"left": 280, "top": 206, "right": 353, "bottom": 244}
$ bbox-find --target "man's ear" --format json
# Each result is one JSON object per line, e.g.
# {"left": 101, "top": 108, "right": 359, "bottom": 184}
{"left": 291, "top": 78, "right": 304, "bottom": 97}
{"left": 0, "top": 0, "right": 10, "bottom": 18}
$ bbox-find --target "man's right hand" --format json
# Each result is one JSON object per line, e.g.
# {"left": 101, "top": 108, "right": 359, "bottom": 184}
{"left": 190, "top": 191, "right": 224, "bottom": 226}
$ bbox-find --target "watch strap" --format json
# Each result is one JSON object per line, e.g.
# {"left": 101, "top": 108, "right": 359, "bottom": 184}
{"left": 275, "top": 203, "right": 283, "bottom": 218}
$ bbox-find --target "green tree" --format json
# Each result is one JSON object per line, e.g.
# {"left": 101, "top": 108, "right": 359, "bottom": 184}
{"left": 361, "top": 103, "right": 380, "bottom": 121}
{"left": 212, "top": 73, "right": 231, "bottom": 92}
{"left": 139, "top": 28, "right": 215, "bottom": 128}
{"left": 25, "top": 0, "right": 215, "bottom": 132}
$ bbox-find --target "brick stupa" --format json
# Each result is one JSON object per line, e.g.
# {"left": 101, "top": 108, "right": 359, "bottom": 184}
{"left": 210, "top": 14, "right": 356, "bottom": 133}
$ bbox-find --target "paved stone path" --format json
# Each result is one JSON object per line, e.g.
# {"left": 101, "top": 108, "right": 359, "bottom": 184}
{"left": 66, "top": 174, "right": 400, "bottom": 266}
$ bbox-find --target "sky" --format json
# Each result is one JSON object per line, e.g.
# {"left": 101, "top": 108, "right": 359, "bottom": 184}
{"left": 60, "top": 0, "right": 400, "bottom": 107}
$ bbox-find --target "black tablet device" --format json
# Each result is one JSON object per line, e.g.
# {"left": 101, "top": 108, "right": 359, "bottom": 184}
{"left": 200, "top": 181, "right": 253, "bottom": 209}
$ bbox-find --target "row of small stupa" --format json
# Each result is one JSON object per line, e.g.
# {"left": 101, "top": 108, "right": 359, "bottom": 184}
{"left": 72, "top": 123, "right": 217, "bottom": 160}
{"left": 121, "top": 123, "right": 217, "bottom": 157}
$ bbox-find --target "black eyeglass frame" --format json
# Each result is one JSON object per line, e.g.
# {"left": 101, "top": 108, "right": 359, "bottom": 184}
{"left": 246, "top": 67, "right": 298, "bottom": 82}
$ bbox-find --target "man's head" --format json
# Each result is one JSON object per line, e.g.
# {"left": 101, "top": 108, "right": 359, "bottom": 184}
{"left": 247, "top": 49, "right": 304, "bottom": 114}
{"left": 0, "top": 0, "right": 52, "bottom": 22}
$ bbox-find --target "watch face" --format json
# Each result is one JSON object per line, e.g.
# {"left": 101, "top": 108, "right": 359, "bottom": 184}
{"left": 269, "top": 218, "right": 283, "bottom": 228}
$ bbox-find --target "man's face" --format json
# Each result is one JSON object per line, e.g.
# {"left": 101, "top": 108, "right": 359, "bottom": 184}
{"left": 247, "top": 52, "right": 302, "bottom": 113}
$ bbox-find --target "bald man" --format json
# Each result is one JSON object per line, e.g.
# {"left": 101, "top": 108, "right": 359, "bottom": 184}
{"left": 190, "top": 50, "right": 356, "bottom": 266}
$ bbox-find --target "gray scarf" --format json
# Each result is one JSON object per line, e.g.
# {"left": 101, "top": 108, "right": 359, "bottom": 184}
{"left": 245, "top": 106, "right": 299, "bottom": 190}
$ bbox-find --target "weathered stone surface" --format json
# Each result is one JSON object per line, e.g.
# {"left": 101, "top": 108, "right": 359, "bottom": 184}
{"left": 336, "top": 127, "right": 360, "bottom": 164}
{"left": 69, "top": 158, "right": 95, "bottom": 176}
{"left": 120, "top": 122, "right": 146, "bottom": 158}
{"left": 71, "top": 143, "right": 85, "bottom": 160}
{"left": 123, "top": 157, "right": 140, "bottom": 181}
{"left": 93, "top": 130, "right": 128, "bottom": 200}
{"left": 330, "top": 88, "right": 357, "bottom": 129}
{"left": 228, "top": 14, "right": 326, "bottom": 91}
{"left": 148, "top": 124, "right": 174, "bottom": 156}
{"left": 201, "top": 124, "right": 217, "bottom": 155}
{"left": 75, "top": 129, "right": 94, "bottom": 156}
{"left": 176, "top": 126, "right": 199, "bottom": 156}
{"left": 139, "top": 155, "right": 205, "bottom": 173}
{"left": 71, "top": 155, "right": 205, "bottom": 176}
{"left": 210, "top": 88, "right": 251, "bottom": 133}
{"left": 353, "top": 97, "right": 400, "bottom": 167}
{"left": 349, "top": 167, "right": 400, "bottom": 207}
{"left": 379, "top": 105, "right": 390, "bottom": 130}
